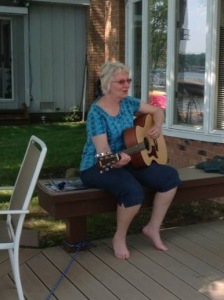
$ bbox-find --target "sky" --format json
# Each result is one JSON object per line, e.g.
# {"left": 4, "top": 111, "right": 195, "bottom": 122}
{"left": 184, "top": 0, "right": 207, "bottom": 54}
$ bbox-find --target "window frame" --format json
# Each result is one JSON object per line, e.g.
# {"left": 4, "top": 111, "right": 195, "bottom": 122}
{"left": 125, "top": 0, "right": 149, "bottom": 101}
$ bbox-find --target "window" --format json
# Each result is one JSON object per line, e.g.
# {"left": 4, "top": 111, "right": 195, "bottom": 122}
{"left": 0, "top": 19, "right": 12, "bottom": 100}
{"left": 126, "top": 0, "right": 223, "bottom": 143}
{"left": 148, "top": 0, "right": 168, "bottom": 111}
{"left": 174, "top": 0, "right": 206, "bottom": 128}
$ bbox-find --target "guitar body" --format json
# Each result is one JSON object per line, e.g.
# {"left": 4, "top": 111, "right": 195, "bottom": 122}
{"left": 96, "top": 114, "right": 168, "bottom": 172}
{"left": 124, "top": 114, "right": 167, "bottom": 167}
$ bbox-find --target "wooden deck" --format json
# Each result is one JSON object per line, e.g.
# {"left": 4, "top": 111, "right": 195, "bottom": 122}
{"left": 1, "top": 220, "right": 224, "bottom": 300}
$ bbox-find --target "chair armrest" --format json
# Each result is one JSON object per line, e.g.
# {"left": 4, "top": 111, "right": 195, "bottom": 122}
{"left": 0, "top": 210, "right": 29, "bottom": 215}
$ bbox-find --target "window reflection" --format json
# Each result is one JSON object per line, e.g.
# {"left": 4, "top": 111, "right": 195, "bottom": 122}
{"left": 148, "top": 0, "right": 168, "bottom": 110}
{"left": 175, "top": 0, "right": 206, "bottom": 126}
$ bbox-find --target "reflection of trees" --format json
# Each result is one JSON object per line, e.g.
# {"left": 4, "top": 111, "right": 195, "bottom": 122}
{"left": 179, "top": 53, "right": 205, "bottom": 71}
{"left": 149, "top": 0, "right": 168, "bottom": 70}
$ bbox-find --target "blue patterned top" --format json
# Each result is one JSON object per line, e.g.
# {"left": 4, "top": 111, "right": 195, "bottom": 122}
{"left": 80, "top": 96, "right": 141, "bottom": 171}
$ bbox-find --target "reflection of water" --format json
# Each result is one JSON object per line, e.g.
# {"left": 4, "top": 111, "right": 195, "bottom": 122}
{"left": 178, "top": 71, "right": 205, "bottom": 83}
{"left": 150, "top": 71, "right": 205, "bottom": 120}
{"left": 152, "top": 71, "right": 205, "bottom": 88}
{"left": 177, "top": 97, "right": 204, "bottom": 124}
{"left": 177, "top": 72, "right": 204, "bottom": 125}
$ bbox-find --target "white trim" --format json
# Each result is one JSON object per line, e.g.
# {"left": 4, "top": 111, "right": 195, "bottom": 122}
{"left": 10, "top": 17, "right": 14, "bottom": 101}
{"left": 163, "top": 126, "right": 224, "bottom": 143}
{"left": 126, "top": 0, "right": 148, "bottom": 99}
{"left": 141, "top": 0, "right": 149, "bottom": 102}
{"left": 125, "top": 0, "right": 134, "bottom": 95}
{"left": 166, "top": 0, "right": 176, "bottom": 127}
{"left": 0, "top": 6, "right": 28, "bottom": 15}
{"left": 203, "top": 0, "right": 218, "bottom": 134}
{"left": 24, "top": 14, "right": 30, "bottom": 107}
{"left": 208, "top": 0, "right": 220, "bottom": 132}
{"left": 32, "top": 0, "right": 90, "bottom": 5}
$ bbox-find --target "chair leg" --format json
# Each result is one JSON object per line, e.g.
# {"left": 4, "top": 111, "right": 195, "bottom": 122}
{"left": 9, "top": 248, "right": 25, "bottom": 300}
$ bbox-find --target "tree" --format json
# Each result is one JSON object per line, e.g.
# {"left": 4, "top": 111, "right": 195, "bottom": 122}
{"left": 149, "top": 0, "right": 168, "bottom": 70}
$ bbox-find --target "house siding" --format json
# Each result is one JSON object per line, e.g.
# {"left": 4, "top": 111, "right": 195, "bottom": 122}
{"left": 28, "top": 3, "right": 87, "bottom": 113}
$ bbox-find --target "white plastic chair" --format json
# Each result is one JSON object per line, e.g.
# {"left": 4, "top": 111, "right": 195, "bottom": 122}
{"left": 0, "top": 135, "right": 47, "bottom": 300}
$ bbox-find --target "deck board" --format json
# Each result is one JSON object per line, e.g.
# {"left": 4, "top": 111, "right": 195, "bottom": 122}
{"left": 161, "top": 228, "right": 224, "bottom": 271}
{"left": 27, "top": 251, "right": 84, "bottom": 300}
{"left": 72, "top": 248, "right": 148, "bottom": 300}
{"left": 128, "top": 234, "right": 211, "bottom": 297}
{"left": 102, "top": 237, "right": 209, "bottom": 300}
{"left": 188, "top": 223, "right": 224, "bottom": 246}
{"left": 92, "top": 240, "right": 179, "bottom": 300}
{"left": 0, "top": 274, "right": 18, "bottom": 300}
{"left": 171, "top": 226, "right": 224, "bottom": 258}
{"left": 21, "top": 264, "right": 57, "bottom": 300}
{"left": 44, "top": 246, "right": 112, "bottom": 300}
{"left": 1, "top": 221, "right": 224, "bottom": 299}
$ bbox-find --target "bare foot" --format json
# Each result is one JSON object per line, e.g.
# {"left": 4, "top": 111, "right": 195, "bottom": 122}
{"left": 112, "top": 235, "right": 130, "bottom": 259}
{"left": 142, "top": 225, "right": 168, "bottom": 251}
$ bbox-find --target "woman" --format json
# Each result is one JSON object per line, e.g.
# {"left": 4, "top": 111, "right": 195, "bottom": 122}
{"left": 80, "top": 61, "right": 182, "bottom": 259}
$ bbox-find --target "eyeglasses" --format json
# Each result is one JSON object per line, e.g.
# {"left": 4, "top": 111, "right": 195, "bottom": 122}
{"left": 112, "top": 78, "right": 132, "bottom": 85}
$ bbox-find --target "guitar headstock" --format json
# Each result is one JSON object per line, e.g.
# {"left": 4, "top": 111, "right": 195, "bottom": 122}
{"left": 96, "top": 152, "right": 120, "bottom": 172}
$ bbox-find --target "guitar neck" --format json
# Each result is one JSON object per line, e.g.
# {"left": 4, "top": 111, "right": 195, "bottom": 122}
{"left": 123, "top": 141, "right": 146, "bottom": 156}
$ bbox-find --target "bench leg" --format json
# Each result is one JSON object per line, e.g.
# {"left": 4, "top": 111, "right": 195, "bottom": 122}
{"left": 64, "top": 216, "right": 88, "bottom": 252}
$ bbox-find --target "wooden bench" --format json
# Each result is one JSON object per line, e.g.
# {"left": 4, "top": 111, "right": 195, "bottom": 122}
{"left": 36, "top": 167, "right": 224, "bottom": 251}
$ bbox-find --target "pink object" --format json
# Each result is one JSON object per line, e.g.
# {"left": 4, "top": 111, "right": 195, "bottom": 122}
{"left": 149, "top": 91, "right": 167, "bottom": 109}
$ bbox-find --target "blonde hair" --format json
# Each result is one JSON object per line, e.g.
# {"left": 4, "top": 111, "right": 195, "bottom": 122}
{"left": 99, "top": 61, "right": 130, "bottom": 95}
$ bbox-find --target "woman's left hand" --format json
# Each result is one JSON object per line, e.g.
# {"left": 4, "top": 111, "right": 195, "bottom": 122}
{"left": 148, "top": 125, "right": 161, "bottom": 139}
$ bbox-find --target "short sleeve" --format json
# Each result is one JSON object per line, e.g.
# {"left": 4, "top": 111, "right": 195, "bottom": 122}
{"left": 86, "top": 106, "right": 106, "bottom": 137}
{"left": 121, "top": 96, "right": 141, "bottom": 114}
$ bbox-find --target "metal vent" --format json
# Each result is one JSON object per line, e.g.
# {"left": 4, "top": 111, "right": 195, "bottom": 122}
{"left": 217, "top": 27, "right": 224, "bottom": 129}
{"left": 40, "top": 102, "right": 55, "bottom": 111}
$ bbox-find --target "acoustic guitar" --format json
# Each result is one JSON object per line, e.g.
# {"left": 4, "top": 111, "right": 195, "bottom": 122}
{"left": 96, "top": 114, "right": 168, "bottom": 172}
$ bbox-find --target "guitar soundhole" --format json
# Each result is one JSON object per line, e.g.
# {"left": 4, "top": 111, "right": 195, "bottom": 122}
{"left": 144, "top": 137, "right": 159, "bottom": 159}
{"left": 143, "top": 137, "right": 150, "bottom": 151}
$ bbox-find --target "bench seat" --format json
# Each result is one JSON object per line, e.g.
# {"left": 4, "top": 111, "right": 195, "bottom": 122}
{"left": 37, "top": 167, "right": 224, "bottom": 251}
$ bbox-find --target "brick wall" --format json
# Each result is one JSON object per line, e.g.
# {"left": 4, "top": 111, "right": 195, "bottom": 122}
{"left": 165, "top": 136, "right": 224, "bottom": 168}
{"left": 86, "top": 0, "right": 125, "bottom": 106}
